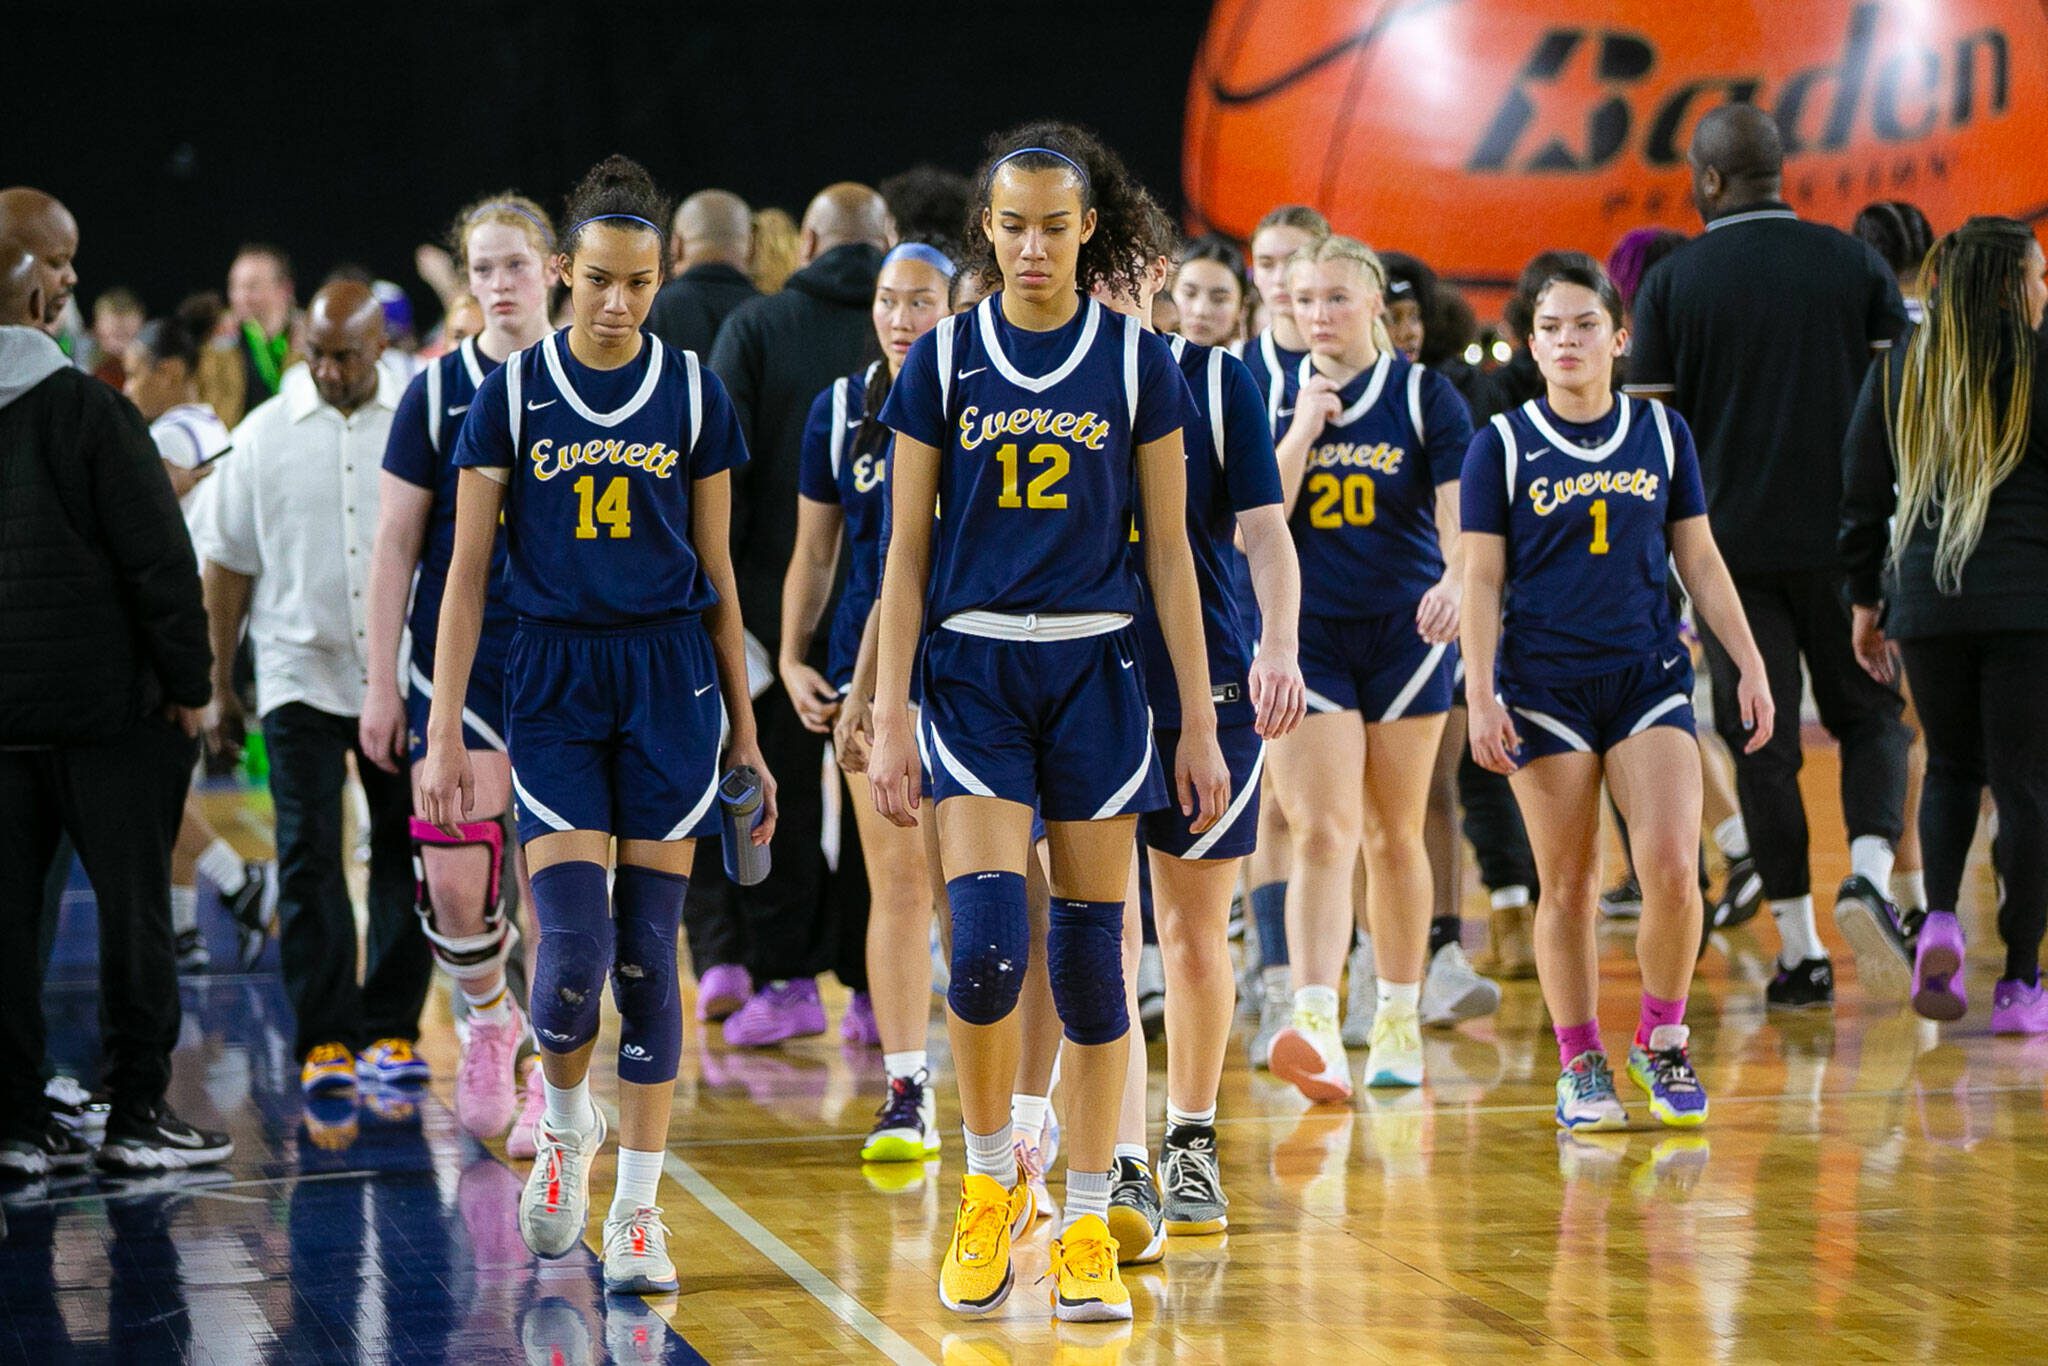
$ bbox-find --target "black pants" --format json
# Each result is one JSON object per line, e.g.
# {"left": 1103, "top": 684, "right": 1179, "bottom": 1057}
{"left": 264, "top": 702, "right": 427, "bottom": 1059}
{"left": 1457, "top": 746, "right": 1539, "bottom": 897}
{"left": 1901, "top": 632, "right": 2048, "bottom": 982}
{"left": 1700, "top": 567, "right": 1909, "bottom": 901}
{"left": 0, "top": 714, "right": 194, "bottom": 1118}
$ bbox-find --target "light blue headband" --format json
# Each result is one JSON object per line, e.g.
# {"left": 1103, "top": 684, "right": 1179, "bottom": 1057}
{"left": 993, "top": 146, "right": 1091, "bottom": 188}
{"left": 882, "top": 241, "right": 957, "bottom": 279}
{"left": 566, "top": 213, "right": 663, "bottom": 240}
{"left": 467, "top": 201, "right": 555, "bottom": 246}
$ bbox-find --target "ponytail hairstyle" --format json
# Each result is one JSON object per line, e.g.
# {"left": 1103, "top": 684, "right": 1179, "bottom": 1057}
{"left": 1888, "top": 215, "right": 2038, "bottom": 593}
{"left": 1287, "top": 234, "right": 1394, "bottom": 357}
{"left": 558, "top": 155, "right": 673, "bottom": 274}
{"left": 449, "top": 191, "right": 556, "bottom": 271}
{"left": 1854, "top": 200, "right": 1936, "bottom": 284}
{"left": 963, "top": 119, "right": 1162, "bottom": 304}
{"left": 134, "top": 292, "right": 225, "bottom": 376}
{"left": 856, "top": 236, "right": 958, "bottom": 457}
{"left": 1526, "top": 256, "right": 1627, "bottom": 330}
{"left": 1505, "top": 249, "right": 1603, "bottom": 344}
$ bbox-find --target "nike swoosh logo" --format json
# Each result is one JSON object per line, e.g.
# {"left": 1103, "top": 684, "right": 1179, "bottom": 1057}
{"left": 1526, "top": 449, "right": 1543, "bottom": 461}
{"left": 1276, "top": 406, "right": 1295, "bottom": 417}
{"left": 694, "top": 682, "right": 715, "bottom": 696}
{"left": 1119, "top": 657, "right": 1135, "bottom": 670}
{"left": 526, "top": 398, "right": 557, "bottom": 411}
{"left": 845, "top": 419, "right": 862, "bottom": 429}
{"left": 958, "top": 366, "right": 988, "bottom": 380}
{"left": 447, "top": 404, "right": 469, "bottom": 415}
{"left": 1662, "top": 655, "right": 1682, "bottom": 670}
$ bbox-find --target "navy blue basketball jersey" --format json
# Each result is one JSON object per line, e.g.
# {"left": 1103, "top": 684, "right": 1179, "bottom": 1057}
{"left": 1278, "top": 351, "right": 1473, "bottom": 619}
{"left": 1239, "top": 327, "right": 1308, "bottom": 432}
{"left": 452, "top": 329, "right": 749, "bottom": 625}
{"left": 1131, "top": 335, "right": 1284, "bottom": 728}
{"left": 383, "top": 337, "right": 514, "bottom": 657}
{"left": 879, "top": 295, "right": 1191, "bottom": 622}
{"left": 797, "top": 361, "right": 888, "bottom": 685}
{"left": 1461, "top": 394, "right": 1708, "bottom": 685}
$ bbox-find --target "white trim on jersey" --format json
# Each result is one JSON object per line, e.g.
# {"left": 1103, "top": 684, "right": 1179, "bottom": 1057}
{"left": 1406, "top": 362, "right": 1427, "bottom": 442}
{"left": 1304, "top": 685, "right": 1346, "bottom": 714}
{"left": 1122, "top": 314, "right": 1141, "bottom": 430}
{"left": 1491, "top": 412, "right": 1520, "bottom": 502}
{"left": 1261, "top": 330, "right": 1285, "bottom": 431}
{"left": 927, "top": 722, "right": 996, "bottom": 798}
{"left": 1168, "top": 334, "right": 1187, "bottom": 363}
{"left": 541, "top": 331, "right": 667, "bottom": 427}
{"left": 683, "top": 349, "right": 704, "bottom": 453}
{"left": 1206, "top": 346, "right": 1227, "bottom": 468}
{"left": 506, "top": 347, "right": 524, "bottom": 453}
{"left": 663, "top": 766, "right": 722, "bottom": 841}
{"left": 1090, "top": 712, "right": 1159, "bottom": 819}
{"left": 936, "top": 313, "right": 958, "bottom": 416}
{"left": 1648, "top": 397, "right": 1677, "bottom": 477}
{"left": 1523, "top": 394, "right": 1633, "bottom": 461}
{"left": 458, "top": 336, "right": 485, "bottom": 390}
{"left": 1513, "top": 706, "right": 1592, "bottom": 753}
{"left": 512, "top": 768, "right": 573, "bottom": 831}
{"left": 1179, "top": 740, "right": 1267, "bottom": 860}
{"left": 976, "top": 296, "right": 1102, "bottom": 394}
{"left": 406, "top": 660, "right": 507, "bottom": 752}
{"left": 829, "top": 375, "right": 850, "bottom": 480}
{"left": 1299, "top": 351, "right": 1393, "bottom": 427}
{"left": 1380, "top": 642, "right": 1449, "bottom": 722}
{"left": 1628, "top": 694, "right": 1690, "bottom": 736}
{"left": 426, "top": 354, "right": 444, "bottom": 453}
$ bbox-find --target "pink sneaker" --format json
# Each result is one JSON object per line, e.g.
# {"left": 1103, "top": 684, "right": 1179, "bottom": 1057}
{"left": 1992, "top": 977, "right": 2048, "bottom": 1034}
{"left": 1913, "top": 910, "right": 1968, "bottom": 1022}
{"left": 455, "top": 1000, "right": 526, "bottom": 1140}
{"left": 505, "top": 1059, "right": 545, "bottom": 1160}
{"left": 721, "top": 978, "right": 826, "bottom": 1048}
{"left": 457, "top": 1155, "right": 530, "bottom": 1274}
{"left": 696, "top": 964, "right": 752, "bottom": 1023}
{"left": 840, "top": 991, "right": 880, "bottom": 1047}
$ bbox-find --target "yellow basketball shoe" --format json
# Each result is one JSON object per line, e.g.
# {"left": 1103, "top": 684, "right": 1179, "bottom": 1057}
{"left": 940, "top": 1173, "right": 1032, "bottom": 1314}
{"left": 1046, "top": 1214, "right": 1132, "bottom": 1322}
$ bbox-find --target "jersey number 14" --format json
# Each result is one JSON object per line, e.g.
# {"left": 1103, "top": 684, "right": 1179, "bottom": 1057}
{"left": 574, "top": 475, "right": 632, "bottom": 539}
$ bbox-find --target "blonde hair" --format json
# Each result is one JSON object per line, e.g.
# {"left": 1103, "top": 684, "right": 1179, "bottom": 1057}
{"left": 1888, "top": 216, "right": 2038, "bottom": 593}
{"left": 750, "top": 208, "right": 801, "bottom": 292}
{"left": 450, "top": 192, "right": 556, "bottom": 271}
{"left": 1286, "top": 234, "right": 1394, "bottom": 357}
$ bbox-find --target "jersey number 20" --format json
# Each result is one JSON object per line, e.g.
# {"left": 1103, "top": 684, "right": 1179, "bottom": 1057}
{"left": 574, "top": 475, "right": 631, "bottom": 539}
{"left": 1306, "top": 471, "right": 1375, "bottom": 528}
{"left": 995, "top": 442, "right": 1069, "bottom": 509}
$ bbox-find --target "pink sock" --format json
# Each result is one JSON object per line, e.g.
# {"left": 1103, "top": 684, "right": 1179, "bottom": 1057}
{"left": 1636, "top": 992, "right": 1686, "bottom": 1047}
{"left": 1554, "top": 1019, "right": 1603, "bottom": 1069}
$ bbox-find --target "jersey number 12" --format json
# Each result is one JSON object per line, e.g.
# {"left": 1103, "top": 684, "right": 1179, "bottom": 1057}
{"left": 995, "top": 442, "right": 1070, "bottom": 509}
{"left": 575, "top": 475, "right": 631, "bottom": 539}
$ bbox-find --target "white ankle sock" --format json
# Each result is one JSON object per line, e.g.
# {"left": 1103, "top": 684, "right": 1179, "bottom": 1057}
{"left": 1850, "top": 836, "right": 1896, "bottom": 892}
{"left": 462, "top": 982, "right": 513, "bottom": 1026}
{"left": 195, "top": 838, "right": 248, "bottom": 896}
{"left": 1113, "top": 1142, "right": 1149, "bottom": 1169}
{"left": 1771, "top": 895, "right": 1826, "bottom": 966}
{"left": 1376, "top": 979, "right": 1421, "bottom": 1015}
{"left": 1296, "top": 984, "right": 1339, "bottom": 1019}
{"left": 1166, "top": 1101, "right": 1216, "bottom": 1130}
{"left": 884, "top": 1050, "right": 928, "bottom": 1082}
{"left": 542, "top": 1076, "right": 594, "bottom": 1134}
{"left": 1490, "top": 885, "right": 1531, "bottom": 910}
{"left": 169, "top": 884, "right": 198, "bottom": 935}
{"left": 1063, "top": 1168, "right": 1112, "bottom": 1230}
{"left": 965, "top": 1124, "right": 1014, "bottom": 1180}
{"left": 609, "top": 1147, "right": 663, "bottom": 1220}
{"left": 1010, "top": 1093, "right": 1049, "bottom": 1139}
{"left": 1894, "top": 869, "right": 1927, "bottom": 912}
{"left": 1713, "top": 815, "right": 1751, "bottom": 862}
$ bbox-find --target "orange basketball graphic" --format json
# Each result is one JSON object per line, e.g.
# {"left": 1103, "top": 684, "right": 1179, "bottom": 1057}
{"left": 1184, "top": 0, "right": 2048, "bottom": 313}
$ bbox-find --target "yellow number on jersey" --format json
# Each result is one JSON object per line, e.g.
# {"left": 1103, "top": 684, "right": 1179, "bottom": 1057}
{"left": 995, "top": 442, "right": 1070, "bottom": 509}
{"left": 574, "top": 474, "right": 632, "bottom": 539}
{"left": 1589, "top": 497, "right": 1610, "bottom": 555}
{"left": 1306, "top": 471, "right": 1376, "bottom": 528}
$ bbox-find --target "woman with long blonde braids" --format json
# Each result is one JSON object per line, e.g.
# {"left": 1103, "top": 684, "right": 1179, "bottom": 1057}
{"left": 1842, "top": 215, "right": 2048, "bottom": 1030}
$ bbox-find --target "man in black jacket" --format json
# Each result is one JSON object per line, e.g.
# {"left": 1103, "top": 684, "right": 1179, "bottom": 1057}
{"left": 646, "top": 189, "right": 758, "bottom": 357}
{"left": 698, "top": 183, "right": 889, "bottom": 1042}
{"left": 0, "top": 194, "right": 233, "bottom": 1175}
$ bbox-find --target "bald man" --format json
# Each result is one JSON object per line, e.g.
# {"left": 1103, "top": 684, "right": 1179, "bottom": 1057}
{"left": 0, "top": 187, "right": 79, "bottom": 336}
{"left": 196, "top": 281, "right": 434, "bottom": 1091}
{"left": 647, "top": 189, "right": 760, "bottom": 356}
{"left": 696, "top": 182, "right": 892, "bottom": 1043}
{"left": 1625, "top": 102, "right": 1912, "bottom": 1010}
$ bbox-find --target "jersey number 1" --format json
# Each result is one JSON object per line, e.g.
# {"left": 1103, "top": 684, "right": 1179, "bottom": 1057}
{"left": 575, "top": 475, "right": 631, "bottom": 539}
{"left": 1588, "top": 498, "right": 1609, "bottom": 555}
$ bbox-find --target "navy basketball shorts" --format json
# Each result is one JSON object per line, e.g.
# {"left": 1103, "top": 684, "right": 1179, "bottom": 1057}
{"left": 504, "top": 617, "right": 724, "bottom": 845}
{"left": 1300, "top": 610, "right": 1457, "bottom": 722}
{"left": 405, "top": 630, "right": 511, "bottom": 763}
{"left": 1502, "top": 652, "right": 1697, "bottom": 762}
{"left": 1141, "top": 721, "right": 1265, "bottom": 861}
{"left": 919, "top": 622, "right": 1167, "bottom": 823}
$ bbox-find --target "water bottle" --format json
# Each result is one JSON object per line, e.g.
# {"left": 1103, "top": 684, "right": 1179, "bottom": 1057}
{"left": 719, "top": 766, "right": 771, "bottom": 886}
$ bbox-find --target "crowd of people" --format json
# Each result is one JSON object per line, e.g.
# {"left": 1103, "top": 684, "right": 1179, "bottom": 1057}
{"left": 0, "top": 95, "right": 2042, "bottom": 1327}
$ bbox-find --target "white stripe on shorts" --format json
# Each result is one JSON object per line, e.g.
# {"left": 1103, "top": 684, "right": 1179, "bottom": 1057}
{"left": 1627, "top": 694, "right": 1689, "bottom": 737}
{"left": 1090, "top": 710, "right": 1159, "bottom": 820}
{"left": 511, "top": 768, "right": 573, "bottom": 832}
{"left": 1180, "top": 739, "right": 1267, "bottom": 861}
{"left": 1380, "top": 642, "right": 1449, "bottom": 723}
{"left": 928, "top": 724, "right": 996, "bottom": 798}
{"left": 664, "top": 766, "right": 722, "bottom": 841}
{"left": 407, "top": 660, "right": 507, "bottom": 752}
{"left": 1304, "top": 685, "right": 1346, "bottom": 714}
{"left": 1513, "top": 707, "right": 1593, "bottom": 753}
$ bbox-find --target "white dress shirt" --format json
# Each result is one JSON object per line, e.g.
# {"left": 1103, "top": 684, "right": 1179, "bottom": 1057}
{"left": 194, "top": 362, "right": 400, "bottom": 720}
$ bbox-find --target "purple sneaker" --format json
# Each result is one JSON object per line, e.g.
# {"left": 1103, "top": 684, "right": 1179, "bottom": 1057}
{"left": 840, "top": 990, "right": 881, "bottom": 1047}
{"left": 1912, "top": 910, "right": 1967, "bottom": 1022}
{"left": 695, "top": 964, "right": 753, "bottom": 1023}
{"left": 721, "top": 978, "right": 827, "bottom": 1047}
{"left": 1991, "top": 977, "right": 2048, "bottom": 1035}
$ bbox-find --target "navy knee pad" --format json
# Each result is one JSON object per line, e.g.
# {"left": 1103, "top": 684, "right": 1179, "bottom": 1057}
{"left": 1048, "top": 897, "right": 1129, "bottom": 1045}
{"left": 527, "top": 861, "right": 613, "bottom": 1054}
{"left": 946, "top": 871, "right": 1029, "bottom": 1026}
{"left": 611, "top": 866, "right": 686, "bottom": 1085}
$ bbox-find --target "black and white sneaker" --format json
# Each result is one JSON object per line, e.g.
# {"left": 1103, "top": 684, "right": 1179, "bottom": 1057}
{"left": 1599, "top": 873, "right": 1643, "bottom": 920}
{"left": 1160, "top": 1124, "right": 1228, "bottom": 1235}
{"left": 175, "top": 926, "right": 212, "bottom": 972}
{"left": 1106, "top": 1154, "right": 1165, "bottom": 1265}
{"left": 1766, "top": 956, "right": 1835, "bottom": 1010}
{"left": 1832, "top": 874, "right": 1913, "bottom": 1002}
{"left": 44, "top": 1074, "right": 109, "bottom": 1138}
{"left": 0, "top": 1116, "right": 96, "bottom": 1177}
{"left": 1713, "top": 856, "right": 1764, "bottom": 929}
{"left": 227, "top": 863, "right": 277, "bottom": 970}
{"left": 96, "top": 1104, "right": 234, "bottom": 1172}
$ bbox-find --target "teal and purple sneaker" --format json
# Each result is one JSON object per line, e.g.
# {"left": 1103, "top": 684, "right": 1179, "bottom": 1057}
{"left": 1555, "top": 1050, "right": 1628, "bottom": 1131}
{"left": 1627, "top": 1025, "right": 1709, "bottom": 1128}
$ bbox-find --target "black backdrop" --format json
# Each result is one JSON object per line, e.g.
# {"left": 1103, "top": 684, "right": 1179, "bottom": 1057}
{"left": 7, "top": 2, "right": 1208, "bottom": 317}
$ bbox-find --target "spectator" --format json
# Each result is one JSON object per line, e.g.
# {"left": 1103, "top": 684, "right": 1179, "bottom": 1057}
{"left": 1625, "top": 102, "right": 1912, "bottom": 1011}
{"left": 1606, "top": 227, "right": 1688, "bottom": 312}
{"left": 203, "top": 242, "right": 298, "bottom": 426}
{"left": 0, "top": 187, "right": 77, "bottom": 338}
{"left": 1853, "top": 200, "right": 1936, "bottom": 324}
{"left": 88, "top": 286, "right": 144, "bottom": 387}
{"left": 880, "top": 164, "right": 971, "bottom": 256}
{"left": 647, "top": 189, "right": 759, "bottom": 356}
{"left": 0, "top": 191, "right": 233, "bottom": 1176}
{"left": 749, "top": 207, "right": 802, "bottom": 292}
{"left": 705, "top": 182, "right": 890, "bottom": 1044}
{"left": 195, "top": 281, "right": 430, "bottom": 1095}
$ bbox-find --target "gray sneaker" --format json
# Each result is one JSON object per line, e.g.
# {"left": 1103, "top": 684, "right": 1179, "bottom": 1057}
{"left": 602, "top": 1205, "right": 679, "bottom": 1295}
{"left": 1160, "top": 1125, "right": 1227, "bottom": 1234}
{"left": 1419, "top": 941, "right": 1502, "bottom": 1027}
{"left": 519, "top": 1104, "right": 607, "bottom": 1258}
{"left": 519, "top": 1297, "right": 593, "bottom": 1366}
{"left": 1341, "top": 938, "right": 1376, "bottom": 1049}
{"left": 1249, "top": 973, "right": 1292, "bottom": 1069}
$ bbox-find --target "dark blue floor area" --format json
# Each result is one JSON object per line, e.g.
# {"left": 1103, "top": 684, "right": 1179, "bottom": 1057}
{"left": 1, "top": 863, "right": 707, "bottom": 1365}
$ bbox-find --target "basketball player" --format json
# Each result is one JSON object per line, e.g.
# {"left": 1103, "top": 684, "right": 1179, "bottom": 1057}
{"left": 866, "top": 121, "right": 1228, "bottom": 1322}
{"left": 417, "top": 156, "right": 775, "bottom": 1295}
{"left": 779, "top": 239, "right": 957, "bottom": 1164}
{"left": 1172, "top": 234, "right": 1251, "bottom": 349}
{"left": 1461, "top": 259, "right": 1772, "bottom": 1131}
{"left": 363, "top": 193, "right": 555, "bottom": 1149}
{"left": 1265, "top": 236, "right": 1470, "bottom": 1103}
{"left": 1241, "top": 205, "right": 1329, "bottom": 423}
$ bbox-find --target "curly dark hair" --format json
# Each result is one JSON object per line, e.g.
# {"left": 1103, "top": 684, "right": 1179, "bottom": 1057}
{"left": 881, "top": 164, "right": 973, "bottom": 258}
{"left": 558, "top": 154, "right": 673, "bottom": 273}
{"left": 962, "top": 119, "right": 1164, "bottom": 304}
{"left": 1854, "top": 199, "right": 1936, "bottom": 281}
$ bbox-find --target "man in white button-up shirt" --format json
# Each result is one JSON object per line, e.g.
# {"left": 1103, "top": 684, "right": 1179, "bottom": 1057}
{"left": 195, "top": 282, "right": 432, "bottom": 1091}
